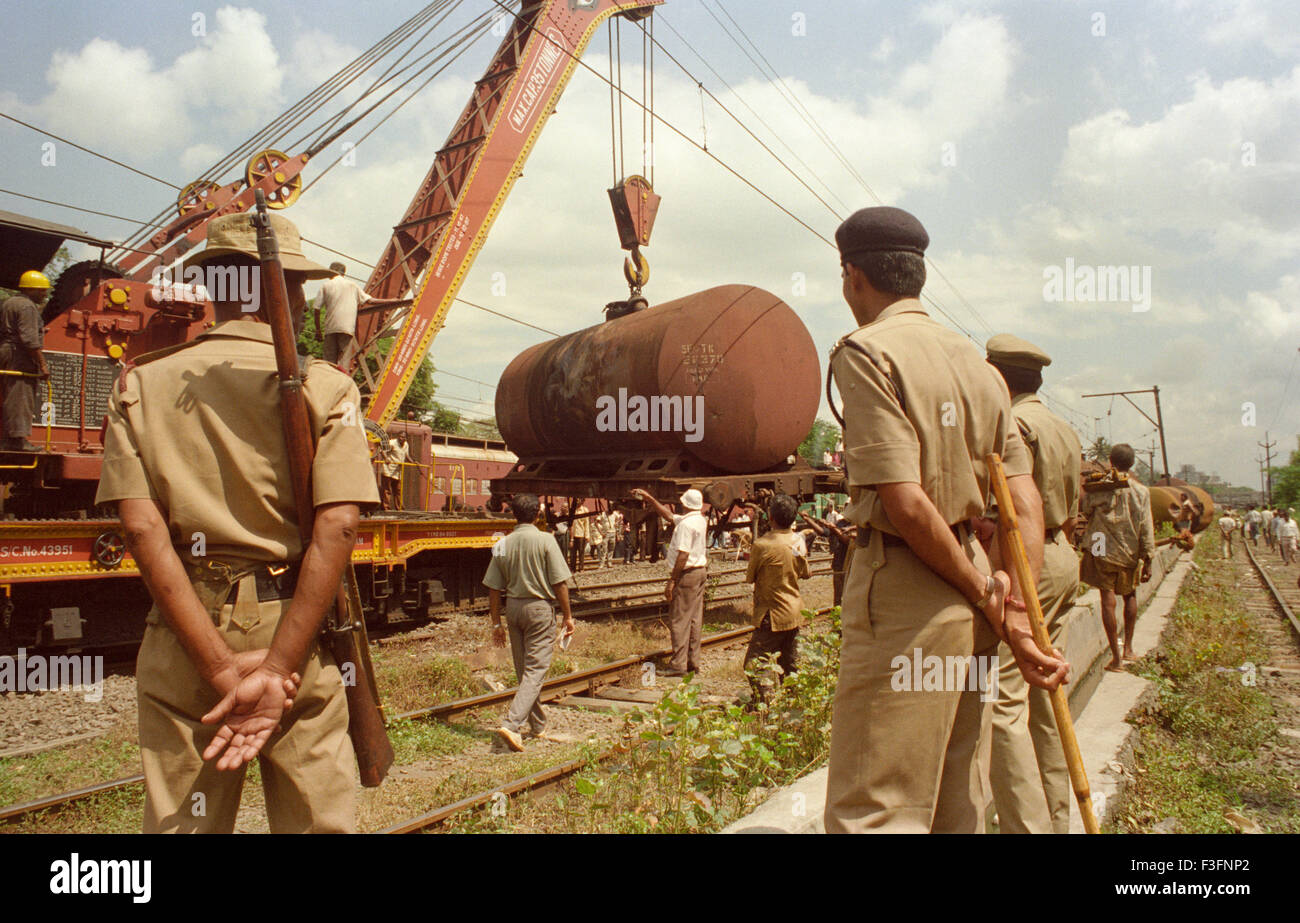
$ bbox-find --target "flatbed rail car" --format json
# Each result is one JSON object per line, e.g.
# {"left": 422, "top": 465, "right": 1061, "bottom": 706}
{"left": 0, "top": 510, "right": 514, "bottom": 652}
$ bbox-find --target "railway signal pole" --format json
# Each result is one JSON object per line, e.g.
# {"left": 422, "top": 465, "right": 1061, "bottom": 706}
{"left": 1258, "top": 431, "right": 1277, "bottom": 506}
{"left": 1081, "top": 386, "right": 1170, "bottom": 478}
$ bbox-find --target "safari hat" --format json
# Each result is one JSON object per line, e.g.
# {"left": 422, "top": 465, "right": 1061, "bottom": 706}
{"left": 679, "top": 488, "right": 704, "bottom": 511}
{"left": 183, "top": 211, "right": 333, "bottom": 279}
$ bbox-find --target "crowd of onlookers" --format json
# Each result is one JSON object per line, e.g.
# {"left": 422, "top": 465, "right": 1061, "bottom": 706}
{"left": 1217, "top": 504, "right": 1300, "bottom": 563}
{"left": 538, "top": 495, "right": 851, "bottom": 578}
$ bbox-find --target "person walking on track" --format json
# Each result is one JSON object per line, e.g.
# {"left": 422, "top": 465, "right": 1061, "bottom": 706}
{"left": 484, "top": 493, "right": 575, "bottom": 751}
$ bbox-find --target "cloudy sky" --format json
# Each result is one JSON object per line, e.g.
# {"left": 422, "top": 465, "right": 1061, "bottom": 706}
{"left": 1, "top": 0, "right": 1296, "bottom": 487}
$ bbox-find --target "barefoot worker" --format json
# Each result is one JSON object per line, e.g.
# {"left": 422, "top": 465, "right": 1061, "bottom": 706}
{"left": 1079, "top": 444, "right": 1155, "bottom": 671}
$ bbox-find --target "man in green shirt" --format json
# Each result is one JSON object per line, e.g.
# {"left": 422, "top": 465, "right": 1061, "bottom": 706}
{"left": 484, "top": 493, "right": 575, "bottom": 751}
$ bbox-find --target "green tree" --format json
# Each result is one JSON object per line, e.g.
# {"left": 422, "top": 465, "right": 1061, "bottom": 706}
{"left": 1085, "top": 436, "right": 1112, "bottom": 465}
{"left": 300, "top": 312, "right": 457, "bottom": 431}
{"left": 1270, "top": 450, "right": 1300, "bottom": 509}
{"left": 799, "top": 419, "right": 840, "bottom": 467}
{"left": 1, "top": 246, "right": 72, "bottom": 301}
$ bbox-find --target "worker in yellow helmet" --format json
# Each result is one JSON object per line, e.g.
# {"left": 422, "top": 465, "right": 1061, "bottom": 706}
{"left": 0, "top": 270, "right": 52, "bottom": 451}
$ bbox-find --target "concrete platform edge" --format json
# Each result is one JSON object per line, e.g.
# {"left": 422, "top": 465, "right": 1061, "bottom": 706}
{"left": 721, "top": 545, "right": 1192, "bottom": 835}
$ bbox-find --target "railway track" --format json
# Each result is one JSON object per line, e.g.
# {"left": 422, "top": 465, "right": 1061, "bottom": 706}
{"left": 382, "top": 606, "right": 841, "bottom": 834}
{"left": 0, "top": 624, "right": 761, "bottom": 827}
{"left": 1, "top": 552, "right": 837, "bottom": 828}
{"left": 1238, "top": 542, "right": 1300, "bottom": 665}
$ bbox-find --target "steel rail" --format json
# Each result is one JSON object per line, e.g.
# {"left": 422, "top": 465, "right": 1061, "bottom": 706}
{"left": 0, "top": 628, "right": 759, "bottom": 826}
{"left": 1242, "top": 542, "right": 1300, "bottom": 642}
{"left": 0, "top": 774, "right": 145, "bottom": 824}
{"left": 391, "top": 625, "right": 754, "bottom": 721}
{"left": 380, "top": 605, "right": 840, "bottom": 833}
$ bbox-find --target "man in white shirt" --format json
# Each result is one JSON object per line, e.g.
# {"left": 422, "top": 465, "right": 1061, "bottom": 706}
{"left": 1217, "top": 511, "right": 1238, "bottom": 560}
{"left": 1245, "top": 507, "right": 1262, "bottom": 546}
{"left": 381, "top": 433, "right": 410, "bottom": 510}
{"left": 313, "top": 263, "right": 400, "bottom": 369}
{"left": 633, "top": 487, "right": 709, "bottom": 676}
{"left": 1281, "top": 511, "right": 1299, "bottom": 565}
{"left": 1261, "top": 507, "right": 1275, "bottom": 549}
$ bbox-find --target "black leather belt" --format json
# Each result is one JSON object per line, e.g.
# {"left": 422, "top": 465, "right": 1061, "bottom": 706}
{"left": 855, "top": 524, "right": 961, "bottom": 548}
{"left": 237, "top": 562, "right": 301, "bottom": 603}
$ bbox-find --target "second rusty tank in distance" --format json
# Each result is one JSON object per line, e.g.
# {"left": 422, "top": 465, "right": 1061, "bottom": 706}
{"left": 495, "top": 284, "right": 820, "bottom": 476}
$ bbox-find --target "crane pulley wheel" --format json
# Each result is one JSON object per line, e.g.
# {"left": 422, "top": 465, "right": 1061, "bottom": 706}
{"left": 177, "top": 180, "right": 222, "bottom": 217}
{"left": 623, "top": 248, "right": 649, "bottom": 288}
{"left": 245, "top": 149, "right": 302, "bottom": 209}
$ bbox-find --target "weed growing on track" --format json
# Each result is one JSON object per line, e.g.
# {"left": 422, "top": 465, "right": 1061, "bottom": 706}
{"left": 1114, "top": 529, "right": 1299, "bottom": 833}
{"left": 375, "top": 653, "right": 481, "bottom": 713}
{"left": 554, "top": 608, "right": 840, "bottom": 833}
{"left": 0, "top": 733, "right": 139, "bottom": 817}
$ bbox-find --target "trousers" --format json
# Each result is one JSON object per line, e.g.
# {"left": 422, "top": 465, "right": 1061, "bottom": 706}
{"left": 988, "top": 531, "right": 1076, "bottom": 834}
{"left": 0, "top": 343, "right": 35, "bottom": 439}
{"left": 503, "top": 597, "right": 557, "bottom": 734}
{"left": 743, "top": 615, "right": 798, "bottom": 701}
{"left": 826, "top": 527, "right": 997, "bottom": 833}
{"left": 668, "top": 566, "right": 707, "bottom": 672}
{"left": 136, "top": 564, "right": 355, "bottom": 833}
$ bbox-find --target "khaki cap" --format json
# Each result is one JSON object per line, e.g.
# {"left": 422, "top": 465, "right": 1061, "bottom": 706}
{"left": 182, "top": 211, "right": 333, "bottom": 280}
{"left": 985, "top": 333, "right": 1052, "bottom": 370}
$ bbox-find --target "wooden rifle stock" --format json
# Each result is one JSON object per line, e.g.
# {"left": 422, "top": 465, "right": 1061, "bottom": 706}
{"left": 253, "top": 190, "right": 394, "bottom": 787}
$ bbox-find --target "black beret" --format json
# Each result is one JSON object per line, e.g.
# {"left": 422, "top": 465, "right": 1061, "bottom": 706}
{"left": 835, "top": 206, "right": 929, "bottom": 260}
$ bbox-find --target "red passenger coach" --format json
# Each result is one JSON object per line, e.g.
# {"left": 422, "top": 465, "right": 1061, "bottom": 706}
{"left": 379, "top": 425, "right": 516, "bottom": 513}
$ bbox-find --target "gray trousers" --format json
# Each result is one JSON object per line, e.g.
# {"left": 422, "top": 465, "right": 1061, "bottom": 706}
{"left": 0, "top": 343, "right": 35, "bottom": 439}
{"left": 323, "top": 333, "right": 357, "bottom": 367}
{"left": 668, "top": 567, "right": 707, "bottom": 672}
{"left": 503, "top": 597, "right": 557, "bottom": 734}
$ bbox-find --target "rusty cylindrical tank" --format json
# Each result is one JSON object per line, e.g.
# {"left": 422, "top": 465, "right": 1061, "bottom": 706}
{"left": 1153, "top": 477, "right": 1215, "bottom": 533}
{"left": 496, "top": 285, "right": 820, "bottom": 474}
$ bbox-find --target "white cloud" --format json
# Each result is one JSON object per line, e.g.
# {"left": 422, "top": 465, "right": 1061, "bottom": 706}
{"left": 1197, "top": 0, "right": 1300, "bottom": 57}
{"left": 289, "top": 29, "right": 363, "bottom": 90}
{"left": 1056, "top": 67, "right": 1300, "bottom": 264}
{"left": 30, "top": 6, "right": 284, "bottom": 160}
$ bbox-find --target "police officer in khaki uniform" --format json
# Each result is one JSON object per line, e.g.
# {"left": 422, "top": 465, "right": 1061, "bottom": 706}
{"left": 824, "top": 207, "right": 1069, "bottom": 834}
{"left": 984, "top": 334, "right": 1082, "bottom": 834}
{"left": 96, "top": 212, "right": 379, "bottom": 833}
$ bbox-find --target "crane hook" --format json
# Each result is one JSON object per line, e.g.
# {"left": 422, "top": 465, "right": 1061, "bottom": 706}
{"left": 623, "top": 247, "right": 649, "bottom": 289}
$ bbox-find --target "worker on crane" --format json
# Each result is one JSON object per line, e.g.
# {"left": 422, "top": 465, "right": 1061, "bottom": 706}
{"left": 0, "top": 270, "right": 53, "bottom": 451}
{"left": 313, "top": 262, "right": 405, "bottom": 370}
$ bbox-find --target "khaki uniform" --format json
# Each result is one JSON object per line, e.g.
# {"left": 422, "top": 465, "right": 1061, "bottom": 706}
{"left": 0, "top": 294, "right": 43, "bottom": 439}
{"left": 95, "top": 319, "right": 379, "bottom": 833}
{"left": 825, "top": 300, "right": 1032, "bottom": 833}
{"left": 989, "top": 393, "right": 1081, "bottom": 834}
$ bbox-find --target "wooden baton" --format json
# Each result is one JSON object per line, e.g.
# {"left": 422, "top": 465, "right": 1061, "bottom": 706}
{"left": 986, "top": 452, "right": 1100, "bottom": 834}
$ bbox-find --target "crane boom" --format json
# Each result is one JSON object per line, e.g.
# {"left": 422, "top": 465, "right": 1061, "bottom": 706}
{"left": 360, "top": 0, "right": 661, "bottom": 426}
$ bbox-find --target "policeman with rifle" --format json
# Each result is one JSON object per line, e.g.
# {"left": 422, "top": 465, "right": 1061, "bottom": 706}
{"left": 97, "top": 196, "right": 390, "bottom": 833}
